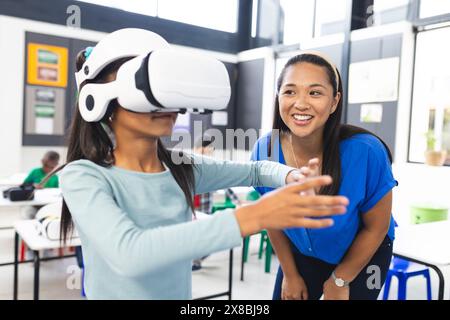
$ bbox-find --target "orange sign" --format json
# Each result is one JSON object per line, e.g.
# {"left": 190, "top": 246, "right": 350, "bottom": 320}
{"left": 27, "top": 43, "right": 68, "bottom": 87}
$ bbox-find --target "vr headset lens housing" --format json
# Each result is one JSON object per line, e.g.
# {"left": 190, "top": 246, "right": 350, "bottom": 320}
{"left": 78, "top": 46, "right": 231, "bottom": 122}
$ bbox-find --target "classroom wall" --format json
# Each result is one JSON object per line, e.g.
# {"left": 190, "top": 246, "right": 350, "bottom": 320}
{"left": 0, "top": 15, "right": 238, "bottom": 178}
{"left": 0, "top": 15, "right": 106, "bottom": 178}
{"left": 350, "top": 22, "right": 450, "bottom": 225}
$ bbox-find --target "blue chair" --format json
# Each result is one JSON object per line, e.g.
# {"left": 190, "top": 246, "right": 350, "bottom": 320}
{"left": 383, "top": 257, "right": 432, "bottom": 300}
{"left": 75, "top": 246, "right": 86, "bottom": 297}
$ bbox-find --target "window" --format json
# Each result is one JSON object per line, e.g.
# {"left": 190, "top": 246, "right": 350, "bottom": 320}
{"left": 251, "top": 0, "right": 259, "bottom": 37}
{"left": 78, "top": 0, "right": 157, "bottom": 16}
{"left": 157, "top": 0, "right": 238, "bottom": 33}
{"left": 314, "top": 0, "right": 347, "bottom": 37}
{"left": 280, "top": 0, "right": 315, "bottom": 44}
{"left": 409, "top": 27, "right": 450, "bottom": 165}
{"left": 420, "top": 0, "right": 450, "bottom": 19}
{"left": 371, "top": 0, "right": 410, "bottom": 26}
{"left": 78, "top": 0, "right": 238, "bottom": 33}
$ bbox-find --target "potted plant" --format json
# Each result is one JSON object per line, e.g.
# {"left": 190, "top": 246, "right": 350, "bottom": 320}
{"left": 424, "top": 130, "right": 447, "bottom": 166}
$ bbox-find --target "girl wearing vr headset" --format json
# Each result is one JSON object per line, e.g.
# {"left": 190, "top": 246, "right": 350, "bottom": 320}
{"left": 251, "top": 52, "right": 397, "bottom": 300}
{"left": 47, "top": 29, "right": 349, "bottom": 299}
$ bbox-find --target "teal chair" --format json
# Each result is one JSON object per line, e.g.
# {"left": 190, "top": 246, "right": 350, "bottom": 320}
{"left": 240, "top": 191, "right": 274, "bottom": 281}
{"left": 212, "top": 196, "right": 236, "bottom": 213}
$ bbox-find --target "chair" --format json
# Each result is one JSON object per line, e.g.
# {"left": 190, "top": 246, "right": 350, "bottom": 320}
{"left": 383, "top": 206, "right": 446, "bottom": 300}
{"left": 75, "top": 246, "right": 86, "bottom": 297}
{"left": 383, "top": 257, "right": 432, "bottom": 300}
{"left": 211, "top": 195, "right": 236, "bottom": 213}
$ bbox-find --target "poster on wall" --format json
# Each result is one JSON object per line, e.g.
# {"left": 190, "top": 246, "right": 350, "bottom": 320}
{"left": 25, "top": 86, "right": 65, "bottom": 136}
{"left": 27, "top": 43, "right": 68, "bottom": 88}
{"left": 348, "top": 57, "right": 400, "bottom": 104}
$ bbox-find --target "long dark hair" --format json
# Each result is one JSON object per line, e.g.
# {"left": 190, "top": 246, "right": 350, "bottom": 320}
{"left": 271, "top": 53, "right": 392, "bottom": 196}
{"left": 42, "top": 49, "right": 195, "bottom": 244}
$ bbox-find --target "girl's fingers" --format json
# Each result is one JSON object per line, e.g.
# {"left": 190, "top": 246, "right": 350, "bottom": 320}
{"left": 294, "top": 218, "right": 335, "bottom": 229}
{"left": 293, "top": 194, "right": 349, "bottom": 207}
{"left": 293, "top": 205, "right": 347, "bottom": 217}
{"left": 286, "top": 176, "right": 332, "bottom": 193}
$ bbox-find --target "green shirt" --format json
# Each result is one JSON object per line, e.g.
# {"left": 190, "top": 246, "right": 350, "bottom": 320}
{"left": 23, "top": 167, "right": 59, "bottom": 188}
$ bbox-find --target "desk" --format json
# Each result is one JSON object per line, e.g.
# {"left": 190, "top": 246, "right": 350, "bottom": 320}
{"left": 393, "top": 220, "right": 450, "bottom": 300}
{"left": 0, "top": 188, "right": 61, "bottom": 208}
{"left": 193, "top": 211, "right": 234, "bottom": 300}
{"left": 6, "top": 220, "right": 81, "bottom": 300}
{"left": 0, "top": 189, "right": 61, "bottom": 231}
{"left": 0, "top": 173, "right": 27, "bottom": 188}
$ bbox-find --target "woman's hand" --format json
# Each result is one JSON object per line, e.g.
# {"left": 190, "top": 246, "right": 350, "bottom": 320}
{"left": 286, "top": 158, "right": 320, "bottom": 195}
{"left": 298, "top": 158, "right": 320, "bottom": 195}
{"left": 323, "top": 276, "right": 350, "bottom": 300}
{"left": 285, "top": 169, "right": 303, "bottom": 184}
{"left": 234, "top": 176, "right": 349, "bottom": 236}
{"left": 282, "top": 274, "right": 309, "bottom": 300}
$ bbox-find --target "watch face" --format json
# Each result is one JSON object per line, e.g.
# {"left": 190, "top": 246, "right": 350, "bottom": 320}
{"left": 335, "top": 278, "right": 345, "bottom": 287}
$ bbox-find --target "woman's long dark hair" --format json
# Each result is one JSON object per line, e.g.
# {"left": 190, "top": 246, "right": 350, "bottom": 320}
{"left": 271, "top": 53, "right": 392, "bottom": 196}
{"left": 41, "top": 49, "right": 195, "bottom": 244}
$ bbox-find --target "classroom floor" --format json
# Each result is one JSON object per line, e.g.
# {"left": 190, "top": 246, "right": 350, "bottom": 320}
{"left": 0, "top": 223, "right": 445, "bottom": 300}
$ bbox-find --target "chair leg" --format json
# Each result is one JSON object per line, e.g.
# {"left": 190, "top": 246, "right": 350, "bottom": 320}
{"left": 382, "top": 272, "right": 393, "bottom": 300}
{"left": 265, "top": 240, "right": 272, "bottom": 273}
{"left": 424, "top": 270, "right": 432, "bottom": 300}
{"left": 258, "top": 233, "right": 265, "bottom": 260}
{"left": 81, "top": 267, "right": 86, "bottom": 297}
{"left": 243, "top": 236, "right": 250, "bottom": 263}
{"left": 20, "top": 240, "right": 25, "bottom": 262}
{"left": 397, "top": 274, "right": 407, "bottom": 300}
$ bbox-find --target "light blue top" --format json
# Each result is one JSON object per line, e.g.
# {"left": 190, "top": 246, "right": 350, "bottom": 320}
{"left": 251, "top": 133, "right": 398, "bottom": 265}
{"left": 59, "top": 153, "right": 293, "bottom": 299}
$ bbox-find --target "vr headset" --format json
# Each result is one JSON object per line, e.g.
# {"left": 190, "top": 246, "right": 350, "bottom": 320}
{"left": 75, "top": 28, "right": 231, "bottom": 122}
{"left": 2, "top": 184, "right": 35, "bottom": 202}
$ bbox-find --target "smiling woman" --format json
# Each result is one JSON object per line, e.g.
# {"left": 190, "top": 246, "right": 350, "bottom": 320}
{"left": 251, "top": 51, "right": 398, "bottom": 300}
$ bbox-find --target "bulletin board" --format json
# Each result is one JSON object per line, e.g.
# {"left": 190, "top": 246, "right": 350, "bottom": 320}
{"left": 346, "top": 34, "right": 403, "bottom": 157}
{"left": 22, "top": 32, "right": 96, "bottom": 146}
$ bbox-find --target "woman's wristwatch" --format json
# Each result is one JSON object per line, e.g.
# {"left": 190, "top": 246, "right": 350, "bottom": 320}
{"left": 331, "top": 271, "right": 350, "bottom": 288}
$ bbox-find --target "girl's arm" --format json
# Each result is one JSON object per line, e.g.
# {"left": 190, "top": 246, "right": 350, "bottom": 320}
{"left": 192, "top": 153, "right": 294, "bottom": 194}
{"left": 61, "top": 162, "right": 348, "bottom": 279}
{"left": 61, "top": 163, "right": 243, "bottom": 278}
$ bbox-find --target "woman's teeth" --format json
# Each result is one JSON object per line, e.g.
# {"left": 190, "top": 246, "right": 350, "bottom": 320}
{"left": 292, "top": 114, "right": 313, "bottom": 121}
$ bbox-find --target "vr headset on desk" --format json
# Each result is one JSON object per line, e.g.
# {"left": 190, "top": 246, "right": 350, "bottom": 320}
{"left": 2, "top": 183, "right": 35, "bottom": 201}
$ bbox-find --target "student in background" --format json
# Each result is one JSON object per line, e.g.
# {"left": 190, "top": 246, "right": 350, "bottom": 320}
{"left": 21, "top": 151, "right": 60, "bottom": 219}
{"left": 23, "top": 151, "right": 60, "bottom": 189}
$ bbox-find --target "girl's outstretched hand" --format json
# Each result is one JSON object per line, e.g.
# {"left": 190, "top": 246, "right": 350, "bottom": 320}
{"left": 235, "top": 175, "right": 348, "bottom": 236}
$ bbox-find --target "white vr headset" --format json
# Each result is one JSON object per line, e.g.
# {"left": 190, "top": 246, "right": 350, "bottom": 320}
{"left": 75, "top": 28, "right": 231, "bottom": 122}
